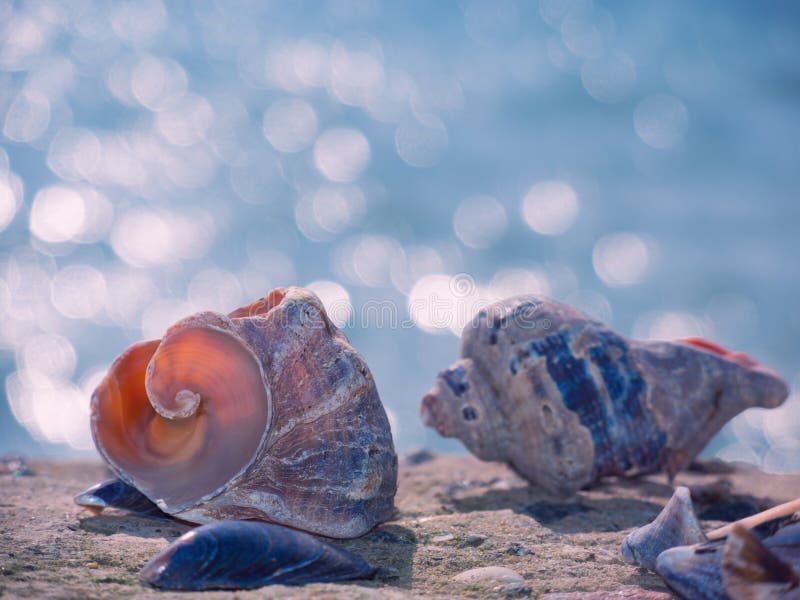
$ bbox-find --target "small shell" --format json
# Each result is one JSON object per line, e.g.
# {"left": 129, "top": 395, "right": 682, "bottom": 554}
{"left": 655, "top": 541, "right": 726, "bottom": 600}
{"left": 74, "top": 479, "right": 171, "bottom": 520}
{"left": 91, "top": 287, "right": 398, "bottom": 538}
{"left": 722, "top": 524, "right": 800, "bottom": 600}
{"left": 421, "top": 296, "right": 788, "bottom": 495}
{"left": 622, "top": 486, "right": 707, "bottom": 570}
{"left": 140, "top": 520, "right": 376, "bottom": 590}
{"left": 655, "top": 519, "right": 800, "bottom": 600}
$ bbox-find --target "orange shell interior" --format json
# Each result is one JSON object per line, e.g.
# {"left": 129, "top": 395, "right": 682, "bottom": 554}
{"left": 92, "top": 326, "right": 270, "bottom": 510}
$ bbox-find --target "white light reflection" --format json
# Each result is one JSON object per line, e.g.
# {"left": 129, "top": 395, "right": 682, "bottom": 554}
{"left": 521, "top": 180, "right": 579, "bottom": 235}
{"left": 6, "top": 370, "right": 93, "bottom": 450}
{"left": 262, "top": 98, "right": 318, "bottom": 153}
{"left": 51, "top": 264, "right": 107, "bottom": 319}
{"left": 489, "top": 268, "right": 551, "bottom": 299}
{"left": 328, "top": 36, "right": 386, "bottom": 107}
{"left": 394, "top": 115, "right": 448, "bottom": 168}
{"left": 592, "top": 232, "right": 652, "bottom": 286}
{"left": 407, "top": 273, "right": 490, "bottom": 336}
{"left": 0, "top": 174, "right": 21, "bottom": 232}
{"left": 111, "top": 208, "right": 214, "bottom": 267}
{"left": 333, "top": 234, "right": 402, "bottom": 287}
{"left": 631, "top": 310, "right": 707, "bottom": 341}
{"left": 307, "top": 280, "right": 352, "bottom": 328}
{"left": 314, "top": 128, "right": 370, "bottom": 182}
{"left": 581, "top": 51, "right": 636, "bottom": 103}
{"left": 633, "top": 94, "right": 688, "bottom": 149}
{"left": 104, "top": 268, "right": 158, "bottom": 328}
{"left": 19, "top": 333, "right": 77, "bottom": 379}
{"left": 565, "top": 289, "right": 613, "bottom": 323}
{"left": 3, "top": 89, "right": 51, "bottom": 142}
{"left": 188, "top": 268, "right": 243, "bottom": 313}
{"left": 453, "top": 196, "right": 507, "bottom": 249}
{"left": 156, "top": 94, "right": 214, "bottom": 147}
{"left": 141, "top": 298, "right": 194, "bottom": 339}
{"left": 47, "top": 127, "right": 102, "bottom": 181}
{"left": 390, "top": 245, "right": 445, "bottom": 295}
{"left": 29, "top": 185, "right": 85, "bottom": 243}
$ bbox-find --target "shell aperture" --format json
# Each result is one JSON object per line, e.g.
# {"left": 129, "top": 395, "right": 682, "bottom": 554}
{"left": 140, "top": 520, "right": 376, "bottom": 590}
{"left": 91, "top": 287, "right": 397, "bottom": 538}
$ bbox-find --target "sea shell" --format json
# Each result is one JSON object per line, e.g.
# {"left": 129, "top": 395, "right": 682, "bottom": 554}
{"left": 420, "top": 295, "right": 788, "bottom": 495}
{"left": 655, "top": 540, "right": 726, "bottom": 600}
{"left": 656, "top": 518, "right": 800, "bottom": 599}
{"left": 74, "top": 479, "right": 171, "bottom": 520}
{"left": 91, "top": 287, "right": 398, "bottom": 538}
{"left": 722, "top": 523, "right": 800, "bottom": 600}
{"left": 140, "top": 520, "right": 375, "bottom": 590}
{"left": 622, "top": 486, "right": 707, "bottom": 570}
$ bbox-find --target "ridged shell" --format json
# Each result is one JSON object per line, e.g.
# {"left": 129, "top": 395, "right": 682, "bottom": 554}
{"left": 656, "top": 519, "right": 800, "bottom": 600}
{"left": 140, "top": 520, "right": 375, "bottom": 590}
{"left": 91, "top": 287, "right": 398, "bottom": 538}
{"left": 421, "top": 296, "right": 788, "bottom": 495}
{"left": 622, "top": 486, "right": 707, "bottom": 570}
{"left": 74, "top": 479, "right": 171, "bottom": 520}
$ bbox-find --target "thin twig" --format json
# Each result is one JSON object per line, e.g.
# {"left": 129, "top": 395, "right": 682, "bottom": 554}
{"left": 706, "top": 497, "right": 800, "bottom": 541}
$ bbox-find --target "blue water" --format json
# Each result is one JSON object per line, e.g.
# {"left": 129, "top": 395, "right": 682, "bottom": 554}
{"left": 0, "top": 0, "right": 798, "bottom": 470}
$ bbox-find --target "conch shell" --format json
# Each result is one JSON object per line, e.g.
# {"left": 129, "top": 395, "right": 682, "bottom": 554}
{"left": 91, "top": 287, "right": 397, "bottom": 538}
{"left": 421, "top": 295, "right": 788, "bottom": 495}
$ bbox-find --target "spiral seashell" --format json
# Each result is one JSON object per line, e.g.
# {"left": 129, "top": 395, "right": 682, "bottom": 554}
{"left": 622, "top": 486, "right": 707, "bottom": 570}
{"left": 74, "top": 479, "right": 171, "bottom": 520}
{"left": 420, "top": 295, "right": 788, "bottom": 495}
{"left": 140, "top": 520, "right": 375, "bottom": 590}
{"left": 91, "top": 287, "right": 397, "bottom": 538}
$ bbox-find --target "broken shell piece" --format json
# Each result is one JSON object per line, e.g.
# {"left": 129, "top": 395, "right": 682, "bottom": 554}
{"left": 655, "top": 540, "right": 726, "bottom": 600}
{"left": 622, "top": 486, "right": 707, "bottom": 570}
{"left": 722, "top": 524, "right": 800, "bottom": 600}
{"left": 421, "top": 295, "right": 788, "bottom": 495}
{"left": 655, "top": 519, "right": 800, "bottom": 600}
{"left": 140, "top": 520, "right": 375, "bottom": 590}
{"left": 91, "top": 287, "right": 398, "bottom": 538}
{"left": 74, "top": 479, "right": 171, "bottom": 520}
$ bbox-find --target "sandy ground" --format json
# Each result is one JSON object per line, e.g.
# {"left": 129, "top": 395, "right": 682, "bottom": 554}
{"left": 1, "top": 452, "right": 799, "bottom": 599}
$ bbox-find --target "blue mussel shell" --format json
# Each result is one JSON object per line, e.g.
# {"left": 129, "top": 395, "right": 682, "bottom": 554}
{"left": 74, "top": 479, "right": 171, "bottom": 520}
{"left": 140, "top": 520, "right": 376, "bottom": 590}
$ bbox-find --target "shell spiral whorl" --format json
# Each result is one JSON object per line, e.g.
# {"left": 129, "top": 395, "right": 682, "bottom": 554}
{"left": 91, "top": 287, "right": 397, "bottom": 538}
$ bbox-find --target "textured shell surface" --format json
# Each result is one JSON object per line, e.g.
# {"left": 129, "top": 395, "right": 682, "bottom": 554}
{"left": 722, "top": 524, "right": 800, "bottom": 600}
{"left": 656, "top": 519, "right": 800, "bottom": 600}
{"left": 91, "top": 287, "right": 398, "bottom": 538}
{"left": 622, "top": 486, "right": 707, "bottom": 570}
{"left": 421, "top": 295, "right": 789, "bottom": 495}
{"left": 140, "top": 520, "right": 375, "bottom": 590}
{"left": 74, "top": 479, "right": 171, "bottom": 520}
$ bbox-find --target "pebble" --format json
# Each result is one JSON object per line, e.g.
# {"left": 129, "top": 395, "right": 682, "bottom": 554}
{"left": 453, "top": 566, "right": 524, "bottom": 586}
{"left": 404, "top": 449, "right": 435, "bottom": 465}
{"left": 541, "top": 585, "right": 672, "bottom": 599}
{"left": 460, "top": 534, "right": 485, "bottom": 547}
{"left": 431, "top": 533, "right": 454, "bottom": 543}
{"left": 85, "top": 562, "right": 99, "bottom": 569}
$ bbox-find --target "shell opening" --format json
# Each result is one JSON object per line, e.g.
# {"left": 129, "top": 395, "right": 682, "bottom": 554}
{"left": 92, "top": 324, "right": 271, "bottom": 511}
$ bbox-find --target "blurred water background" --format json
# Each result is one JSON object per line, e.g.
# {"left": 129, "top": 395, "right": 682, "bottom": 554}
{"left": 0, "top": 0, "right": 798, "bottom": 471}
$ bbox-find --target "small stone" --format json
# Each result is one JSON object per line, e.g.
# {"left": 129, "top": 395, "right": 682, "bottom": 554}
{"left": 542, "top": 585, "right": 672, "bottom": 599}
{"left": 506, "top": 542, "right": 533, "bottom": 556}
{"left": 460, "top": 534, "right": 486, "bottom": 548}
{"left": 85, "top": 562, "right": 99, "bottom": 569}
{"left": 405, "top": 449, "right": 435, "bottom": 465}
{"left": 453, "top": 566, "right": 525, "bottom": 586}
{"left": 431, "top": 533, "right": 454, "bottom": 543}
